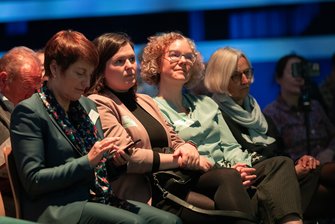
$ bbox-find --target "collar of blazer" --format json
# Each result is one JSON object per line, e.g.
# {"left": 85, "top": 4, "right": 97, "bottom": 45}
{"left": 46, "top": 96, "right": 104, "bottom": 155}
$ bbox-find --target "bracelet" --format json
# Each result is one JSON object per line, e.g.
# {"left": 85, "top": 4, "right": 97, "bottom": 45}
{"left": 186, "top": 140, "right": 197, "bottom": 149}
{"left": 152, "top": 151, "right": 160, "bottom": 172}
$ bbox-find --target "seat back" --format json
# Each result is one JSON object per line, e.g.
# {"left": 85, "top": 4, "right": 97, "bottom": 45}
{"left": 0, "top": 191, "right": 5, "bottom": 216}
{"left": 3, "top": 146, "right": 21, "bottom": 218}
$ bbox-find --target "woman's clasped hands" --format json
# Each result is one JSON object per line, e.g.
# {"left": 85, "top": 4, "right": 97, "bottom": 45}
{"left": 295, "top": 155, "right": 320, "bottom": 178}
{"left": 173, "top": 144, "right": 213, "bottom": 172}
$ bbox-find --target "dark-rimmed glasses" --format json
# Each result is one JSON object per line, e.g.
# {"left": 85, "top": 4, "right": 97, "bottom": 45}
{"left": 231, "top": 68, "right": 254, "bottom": 83}
{"left": 165, "top": 50, "right": 196, "bottom": 65}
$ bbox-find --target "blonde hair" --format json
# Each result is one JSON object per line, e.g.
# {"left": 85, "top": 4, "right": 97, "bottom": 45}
{"left": 140, "top": 31, "right": 204, "bottom": 89}
{"left": 204, "top": 47, "right": 251, "bottom": 94}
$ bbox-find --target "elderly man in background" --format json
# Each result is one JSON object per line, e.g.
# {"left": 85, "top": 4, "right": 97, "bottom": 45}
{"left": 0, "top": 46, "right": 42, "bottom": 217}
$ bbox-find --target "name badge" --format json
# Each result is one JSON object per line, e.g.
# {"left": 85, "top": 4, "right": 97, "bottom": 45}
{"left": 122, "top": 115, "right": 137, "bottom": 128}
{"left": 89, "top": 109, "right": 99, "bottom": 125}
{"left": 174, "top": 118, "right": 194, "bottom": 127}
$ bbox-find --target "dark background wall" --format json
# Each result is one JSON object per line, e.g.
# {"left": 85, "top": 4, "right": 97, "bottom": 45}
{"left": 1, "top": 0, "right": 334, "bottom": 108}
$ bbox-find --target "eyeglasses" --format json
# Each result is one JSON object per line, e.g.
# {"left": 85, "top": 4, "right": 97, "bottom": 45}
{"left": 165, "top": 50, "right": 197, "bottom": 65}
{"left": 231, "top": 68, "right": 254, "bottom": 83}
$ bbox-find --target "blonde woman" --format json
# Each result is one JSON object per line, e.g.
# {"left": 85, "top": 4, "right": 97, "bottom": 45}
{"left": 205, "top": 47, "right": 335, "bottom": 222}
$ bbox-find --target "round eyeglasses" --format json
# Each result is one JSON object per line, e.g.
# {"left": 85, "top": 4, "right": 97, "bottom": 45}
{"left": 165, "top": 50, "right": 196, "bottom": 65}
{"left": 231, "top": 68, "right": 254, "bottom": 83}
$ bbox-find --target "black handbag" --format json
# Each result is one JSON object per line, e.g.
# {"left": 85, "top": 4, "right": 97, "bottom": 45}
{"left": 152, "top": 169, "right": 258, "bottom": 223}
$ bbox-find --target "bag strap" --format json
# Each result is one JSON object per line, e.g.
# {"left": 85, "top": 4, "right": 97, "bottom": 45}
{"left": 165, "top": 191, "right": 257, "bottom": 222}
{"left": 153, "top": 173, "right": 258, "bottom": 223}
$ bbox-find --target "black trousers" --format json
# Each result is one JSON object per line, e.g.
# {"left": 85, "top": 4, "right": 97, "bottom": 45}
{"left": 153, "top": 168, "right": 256, "bottom": 224}
{"left": 250, "top": 156, "right": 319, "bottom": 223}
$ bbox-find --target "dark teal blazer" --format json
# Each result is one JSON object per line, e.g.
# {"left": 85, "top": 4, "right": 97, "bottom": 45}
{"left": 10, "top": 93, "right": 104, "bottom": 223}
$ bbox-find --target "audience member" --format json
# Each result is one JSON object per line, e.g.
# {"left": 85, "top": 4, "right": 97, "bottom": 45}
{"left": 35, "top": 48, "right": 47, "bottom": 81}
{"left": 319, "top": 53, "right": 335, "bottom": 123}
{"left": 188, "top": 77, "right": 212, "bottom": 96}
{"left": 263, "top": 54, "right": 335, "bottom": 164}
{"left": 140, "top": 31, "right": 309, "bottom": 224}
{"left": 0, "top": 46, "right": 42, "bottom": 217}
{"left": 136, "top": 46, "right": 158, "bottom": 97}
{"left": 87, "top": 32, "right": 256, "bottom": 224}
{"left": 10, "top": 30, "right": 182, "bottom": 224}
{"left": 188, "top": 62, "right": 212, "bottom": 96}
{"left": 0, "top": 46, "right": 42, "bottom": 110}
{"left": 204, "top": 46, "right": 335, "bottom": 221}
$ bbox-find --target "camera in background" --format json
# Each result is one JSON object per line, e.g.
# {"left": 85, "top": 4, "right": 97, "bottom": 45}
{"left": 291, "top": 61, "right": 320, "bottom": 78}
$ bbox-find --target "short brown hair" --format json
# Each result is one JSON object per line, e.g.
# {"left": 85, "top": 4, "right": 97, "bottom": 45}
{"left": 44, "top": 30, "right": 98, "bottom": 78}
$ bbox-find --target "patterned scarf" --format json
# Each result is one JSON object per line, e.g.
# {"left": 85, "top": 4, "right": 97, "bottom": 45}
{"left": 38, "top": 82, "right": 112, "bottom": 204}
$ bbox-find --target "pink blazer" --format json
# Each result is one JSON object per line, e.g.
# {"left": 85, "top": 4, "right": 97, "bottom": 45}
{"left": 88, "top": 91, "right": 186, "bottom": 204}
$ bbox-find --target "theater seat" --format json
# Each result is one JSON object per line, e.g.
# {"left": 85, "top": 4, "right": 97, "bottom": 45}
{"left": 3, "top": 146, "right": 21, "bottom": 219}
{"left": 0, "top": 191, "right": 5, "bottom": 216}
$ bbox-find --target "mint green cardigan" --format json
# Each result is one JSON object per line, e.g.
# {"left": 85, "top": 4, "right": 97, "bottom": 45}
{"left": 155, "top": 93, "right": 253, "bottom": 167}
